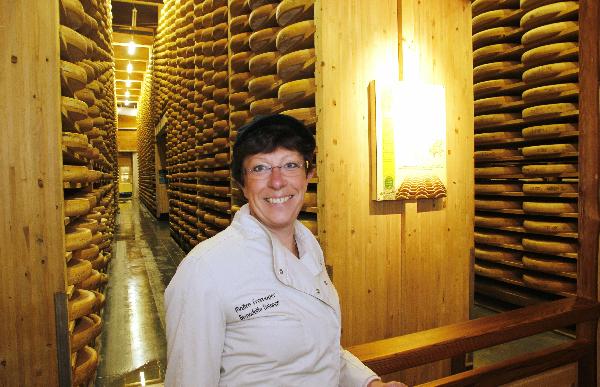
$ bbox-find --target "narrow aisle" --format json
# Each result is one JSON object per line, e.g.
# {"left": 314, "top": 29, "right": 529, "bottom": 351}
{"left": 96, "top": 198, "right": 185, "bottom": 386}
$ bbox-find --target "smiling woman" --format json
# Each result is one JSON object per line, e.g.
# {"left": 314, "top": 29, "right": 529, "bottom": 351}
{"left": 164, "top": 114, "right": 406, "bottom": 387}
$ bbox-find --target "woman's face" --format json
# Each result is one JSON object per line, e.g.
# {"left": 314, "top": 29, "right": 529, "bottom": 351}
{"left": 241, "top": 147, "right": 313, "bottom": 235}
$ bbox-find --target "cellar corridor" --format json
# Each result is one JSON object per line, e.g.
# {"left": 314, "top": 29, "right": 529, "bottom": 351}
{"left": 95, "top": 199, "right": 182, "bottom": 386}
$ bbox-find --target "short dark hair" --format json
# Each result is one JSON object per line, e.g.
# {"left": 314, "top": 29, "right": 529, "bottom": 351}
{"left": 231, "top": 114, "right": 316, "bottom": 186}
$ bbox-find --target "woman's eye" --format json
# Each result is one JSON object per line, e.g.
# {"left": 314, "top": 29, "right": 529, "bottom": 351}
{"left": 252, "top": 164, "right": 269, "bottom": 173}
{"left": 284, "top": 162, "right": 301, "bottom": 170}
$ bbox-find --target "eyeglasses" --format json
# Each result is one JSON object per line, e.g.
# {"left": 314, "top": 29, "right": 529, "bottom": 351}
{"left": 245, "top": 160, "right": 308, "bottom": 179}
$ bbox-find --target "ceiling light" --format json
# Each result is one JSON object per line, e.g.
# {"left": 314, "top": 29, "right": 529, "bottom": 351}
{"left": 125, "top": 90, "right": 130, "bottom": 98}
{"left": 128, "top": 39, "right": 136, "bottom": 55}
{"left": 125, "top": 78, "right": 132, "bottom": 88}
{"left": 124, "top": 99, "right": 130, "bottom": 106}
{"left": 127, "top": 62, "right": 133, "bottom": 73}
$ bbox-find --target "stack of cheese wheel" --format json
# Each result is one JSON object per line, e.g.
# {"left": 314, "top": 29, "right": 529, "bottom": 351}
{"left": 59, "top": 0, "right": 118, "bottom": 380}
{"left": 247, "top": 0, "right": 284, "bottom": 117}
{"left": 472, "top": 0, "right": 525, "bottom": 161}
{"left": 136, "top": 71, "right": 159, "bottom": 214}
{"left": 274, "top": 0, "right": 318, "bottom": 235}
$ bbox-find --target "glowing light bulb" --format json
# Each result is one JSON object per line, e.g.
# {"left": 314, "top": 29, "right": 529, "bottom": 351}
{"left": 125, "top": 90, "right": 130, "bottom": 98}
{"left": 127, "top": 62, "right": 133, "bottom": 73}
{"left": 124, "top": 99, "right": 130, "bottom": 106}
{"left": 125, "top": 78, "right": 132, "bottom": 88}
{"left": 128, "top": 39, "right": 136, "bottom": 55}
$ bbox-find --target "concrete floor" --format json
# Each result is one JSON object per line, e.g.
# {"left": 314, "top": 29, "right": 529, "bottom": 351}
{"left": 95, "top": 198, "right": 571, "bottom": 385}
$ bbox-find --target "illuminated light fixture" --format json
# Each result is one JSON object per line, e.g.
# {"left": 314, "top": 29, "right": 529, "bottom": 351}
{"left": 125, "top": 90, "right": 131, "bottom": 98}
{"left": 125, "top": 78, "right": 132, "bottom": 88}
{"left": 127, "top": 7, "right": 137, "bottom": 55}
{"left": 369, "top": 42, "right": 447, "bottom": 202}
{"left": 140, "top": 371, "right": 146, "bottom": 386}
{"left": 127, "top": 61, "right": 133, "bottom": 73}
{"left": 124, "top": 99, "right": 130, "bottom": 106}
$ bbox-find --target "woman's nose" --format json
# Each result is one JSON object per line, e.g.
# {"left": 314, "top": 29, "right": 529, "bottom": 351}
{"left": 267, "top": 166, "right": 286, "bottom": 189}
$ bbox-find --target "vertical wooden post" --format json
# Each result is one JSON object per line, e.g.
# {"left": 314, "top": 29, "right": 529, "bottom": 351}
{"left": 577, "top": 0, "right": 599, "bottom": 385}
{"left": 0, "top": 1, "right": 65, "bottom": 386}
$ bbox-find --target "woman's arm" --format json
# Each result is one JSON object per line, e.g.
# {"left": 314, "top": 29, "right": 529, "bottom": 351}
{"left": 339, "top": 348, "right": 407, "bottom": 387}
{"left": 164, "top": 258, "right": 226, "bottom": 386}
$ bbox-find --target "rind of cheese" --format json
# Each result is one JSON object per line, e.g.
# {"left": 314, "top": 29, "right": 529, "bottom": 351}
{"left": 249, "top": 27, "right": 281, "bottom": 54}
{"left": 281, "top": 107, "right": 316, "bottom": 127}
{"left": 248, "top": 74, "right": 283, "bottom": 98}
{"left": 521, "top": 42, "right": 578, "bottom": 67}
{"left": 68, "top": 289, "right": 96, "bottom": 321}
{"left": 278, "top": 78, "right": 315, "bottom": 106}
{"left": 522, "top": 255, "right": 576, "bottom": 273}
{"left": 276, "top": 20, "right": 315, "bottom": 54}
{"left": 249, "top": 51, "right": 280, "bottom": 76}
{"left": 473, "top": 43, "right": 522, "bottom": 64}
{"left": 249, "top": 3, "right": 278, "bottom": 31}
{"left": 472, "top": 9, "right": 523, "bottom": 34}
{"left": 520, "top": 2, "right": 579, "bottom": 30}
{"left": 522, "top": 163, "right": 577, "bottom": 176}
{"left": 522, "top": 237, "right": 578, "bottom": 254}
{"left": 72, "top": 346, "right": 98, "bottom": 385}
{"left": 522, "top": 83, "right": 578, "bottom": 104}
{"left": 522, "top": 123, "right": 578, "bottom": 138}
{"left": 475, "top": 215, "right": 522, "bottom": 228}
{"left": 66, "top": 258, "right": 93, "bottom": 286}
{"left": 522, "top": 62, "right": 579, "bottom": 85}
{"left": 476, "top": 199, "right": 522, "bottom": 210}
{"left": 475, "top": 149, "right": 521, "bottom": 161}
{"left": 276, "top": 0, "right": 315, "bottom": 27}
{"left": 65, "top": 228, "right": 93, "bottom": 252}
{"left": 472, "top": 0, "right": 519, "bottom": 16}
{"left": 473, "top": 26, "right": 522, "bottom": 49}
{"left": 522, "top": 201, "right": 578, "bottom": 214}
{"left": 475, "top": 166, "right": 522, "bottom": 177}
{"left": 522, "top": 183, "right": 577, "bottom": 195}
{"left": 523, "top": 219, "right": 577, "bottom": 233}
{"left": 277, "top": 48, "right": 316, "bottom": 81}
{"left": 521, "top": 21, "right": 578, "bottom": 47}
{"left": 475, "top": 247, "right": 521, "bottom": 261}
{"left": 250, "top": 98, "right": 286, "bottom": 115}
{"left": 71, "top": 314, "right": 102, "bottom": 353}
{"left": 475, "top": 231, "right": 521, "bottom": 245}
{"left": 475, "top": 262, "right": 520, "bottom": 279}
{"left": 475, "top": 131, "right": 521, "bottom": 144}
{"left": 475, "top": 112, "right": 521, "bottom": 128}
{"left": 521, "top": 143, "right": 577, "bottom": 157}
{"left": 522, "top": 273, "right": 576, "bottom": 293}
{"left": 475, "top": 183, "right": 521, "bottom": 193}
{"left": 71, "top": 244, "right": 100, "bottom": 261}
{"left": 522, "top": 103, "right": 578, "bottom": 120}
{"left": 474, "top": 95, "right": 522, "bottom": 113}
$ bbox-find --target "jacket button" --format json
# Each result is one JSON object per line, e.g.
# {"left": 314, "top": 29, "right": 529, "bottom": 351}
{"left": 279, "top": 269, "right": 284, "bottom": 274}
{"left": 316, "top": 288, "right": 320, "bottom": 294}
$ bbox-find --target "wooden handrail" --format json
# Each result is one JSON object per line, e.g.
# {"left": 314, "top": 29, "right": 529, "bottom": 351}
{"left": 416, "top": 340, "right": 592, "bottom": 387}
{"left": 348, "top": 297, "right": 600, "bottom": 376}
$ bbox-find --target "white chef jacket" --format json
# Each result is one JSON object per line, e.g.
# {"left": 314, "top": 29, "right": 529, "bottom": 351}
{"left": 165, "top": 204, "right": 379, "bottom": 387}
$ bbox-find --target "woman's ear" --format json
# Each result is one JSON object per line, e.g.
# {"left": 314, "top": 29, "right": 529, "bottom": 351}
{"left": 307, "top": 168, "right": 315, "bottom": 180}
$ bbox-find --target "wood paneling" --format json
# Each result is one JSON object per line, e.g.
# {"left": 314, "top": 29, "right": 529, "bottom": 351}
{"left": 577, "top": 0, "right": 600, "bottom": 383}
{"left": 118, "top": 114, "right": 137, "bottom": 129}
{"left": 117, "top": 129, "right": 138, "bottom": 152}
{"left": 0, "top": 1, "right": 66, "bottom": 385}
{"left": 315, "top": 0, "right": 473, "bottom": 383}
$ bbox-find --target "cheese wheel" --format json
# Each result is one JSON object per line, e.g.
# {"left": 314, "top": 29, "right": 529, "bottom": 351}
{"left": 213, "top": 54, "right": 228, "bottom": 71}
{"left": 522, "top": 183, "right": 577, "bottom": 195}
{"left": 522, "top": 201, "right": 577, "bottom": 214}
{"left": 522, "top": 237, "right": 577, "bottom": 254}
{"left": 281, "top": 107, "right": 316, "bottom": 127}
{"left": 522, "top": 42, "right": 578, "bottom": 67}
{"left": 475, "top": 199, "right": 522, "bottom": 210}
{"left": 473, "top": 43, "right": 524, "bottom": 64}
{"left": 472, "top": 26, "right": 522, "bottom": 49}
{"left": 230, "top": 0, "right": 251, "bottom": 17}
{"left": 475, "top": 247, "right": 521, "bottom": 261}
{"left": 522, "top": 62, "right": 579, "bottom": 85}
{"left": 522, "top": 123, "right": 578, "bottom": 138}
{"left": 62, "top": 132, "right": 89, "bottom": 149}
{"left": 278, "top": 78, "right": 315, "bottom": 106}
{"left": 475, "top": 215, "right": 521, "bottom": 228}
{"left": 475, "top": 262, "right": 520, "bottom": 279}
{"left": 474, "top": 79, "right": 525, "bottom": 98}
{"left": 71, "top": 314, "right": 102, "bottom": 353}
{"left": 475, "top": 183, "right": 521, "bottom": 193}
{"left": 249, "top": 51, "right": 280, "bottom": 76}
{"left": 278, "top": 48, "right": 315, "bottom": 81}
{"left": 303, "top": 191, "right": 317, "bottom": 208}
{"left": 522, "top": 83, "right": 578, "bottom": 104}
{"left": 70, "top": 218, "right": 99, "bottom": 233}
{"left": 212, "top": 38, "right": 228, "bottom": 56}
{"left": 213, "top": 105, "right": 229, "bottom": 120}
{"left": 475, "top": 231, "right": 521, "bottom": 245}
{"left": 249, "top": 3, "right": 279, "bottom": 31}
{"left": 213, "top": 88, "right": 229, "bottom": 104}
{"left": 249, "top": 27, "right": 281, "bottom": 53}
{"left": 522, "top": 255, "right": 576, "bottom": 273}
{"left": 230, "top": 92, "right": 252, "bottom": 108}
{"left": 522, "top": 163, "right": 577, "bottom": 176}
{"left": 68, "top": 289, "right": 96, "bottom": 321}
{"left": 60, "top": 60, "right": 87, "bottom": 95}
{"left": 473, "top": 61, "right": 523, "bottom": 83}
{"left": 474, "top": 112, "right": 521, "bottom": 128}
{"left": 521, "top": 21, "right": 578, "bottom": 48}
{"left": 475, "top": 166, "right": 521, "bottom": 177}
{"left": 230, "top": 14, "right": 251, "bottom": 35}
{"left": 277, "top": 0, "right": 314, "bottom": 27}
{"left": 74, "top": 88, "right": 96, "bottom": 107}
{"left": 71, "top": 244, "right": 100, "bottom": 261}
{"left": 523, "top": 219, "right": 577, "bottom": 233}
{"left": 472, "top": 0, "right": 519, "bottom": 17}
{"left": 522, "top": 102, "right": 578, "bottom": 120}
{"left": 230, "top": 51, "right": 253, "bottom": 73}
{"left": 520, "top": 0, "right": 564, "bottom": 11}
{"left": 79, "top": 269, "right": 102, "bottom": 290}
{"left": 72, "top": 346, "right": 98, "bottom": 386}
{"left": 230, "top": 110, "right": 252, "bottom": 127}
{"left": 249, "top": 74, "right": 283, "bottom": 98}
{"left": 472, "top": 9, "right": 523, "bottom": 34}
{"left": 230, "top": 32, "right": 251, "bottom": 53}
{"left": 521, "top": 143, "right": 577, "bottom": 157}
{"left": 474, "top": 131, "right": 521, "bottom": 144}
{"left": 67, "top": 259, "right": 93, "bottom": 286}
{"left": 212, "top": 71, "right": 228, "bottom": 88}
{"left": 90, "top": 253, "right": 108, "bottom": 270}
{"left": 276, "top": 20, "right": 315, "bottom": 54}
{"left": 523, "top": 273, "right": 576, "bottom": 293}
{"left": 59, "top": 0, "right": 85, "bottom": 30}
{"left": 474, "top": 149, "right": 521, "bottom": 161}
{"left": 64, "top": 198, "right": 91, "bottom": 217}
{"left": 212, "top": 23, "right": 228, "bottom": 40}
{"left": 250, "top": 98, "right": 286, "bottom": 115}
{"left": 59, "top": 25, "right": 88, "bottom": 62}
{"left": 62, "top": 96, "right": 88, "bottom": 123}
{"left": 89, "top": 231, "right": 105, "bottom": 246}
{"left": 229, "top": 72, "right": 251, "bottom": 92}
{"left": 520, "top": 2, "right": 579, "bottom": 30}
{"left": 64, "top": 165, "right": 90, "bottom": 183}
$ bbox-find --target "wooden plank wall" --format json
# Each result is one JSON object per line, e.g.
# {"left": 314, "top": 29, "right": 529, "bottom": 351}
{"left": 0, "top": 1, "right": 65, "bottom": 385}
{"left": 117, "top": 129, "right": 138, "bottom": 152}
{"left": 315, "top": 0, "right": 473, "bottom": 383}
